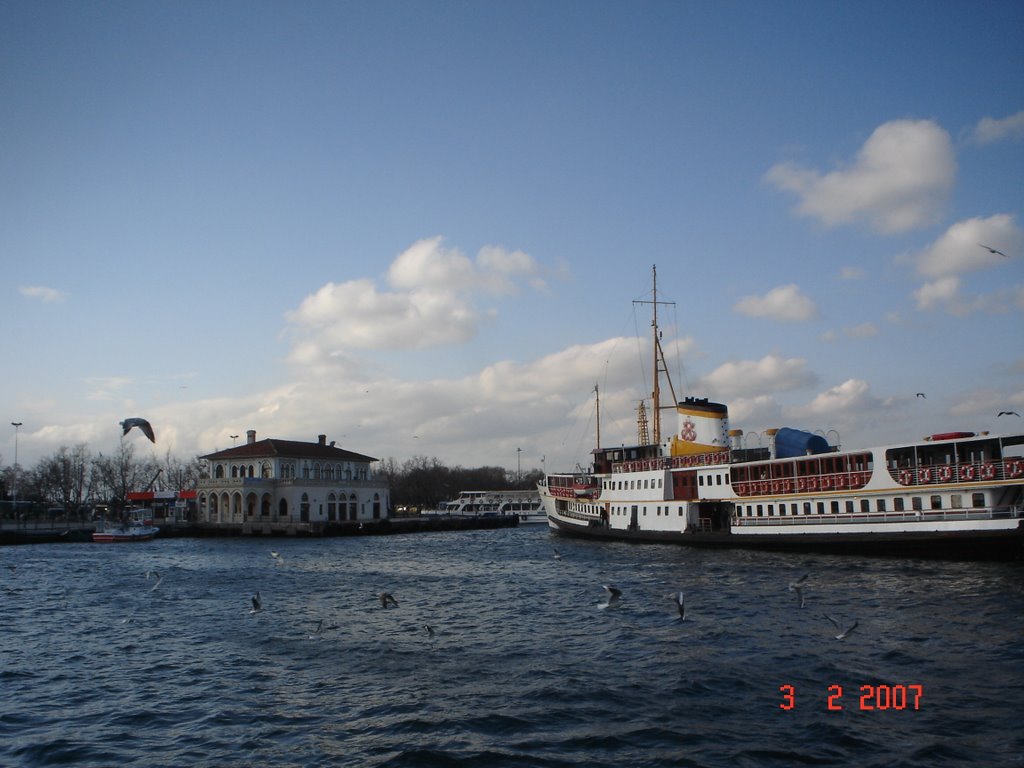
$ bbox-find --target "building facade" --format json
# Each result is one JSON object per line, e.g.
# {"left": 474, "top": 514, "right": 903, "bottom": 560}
{"left": 197, "top": 430, "right": 389, "bottom": 528}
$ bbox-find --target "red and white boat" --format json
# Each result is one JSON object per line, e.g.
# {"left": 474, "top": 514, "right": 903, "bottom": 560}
{"left": 539, "top": 267, "right": 1024, "bottom": 559}
{"left": 92, "top": 509, "right": 160, "bottom": 543}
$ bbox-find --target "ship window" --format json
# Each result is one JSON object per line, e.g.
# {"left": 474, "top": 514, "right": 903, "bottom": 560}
{"left": 950, "top": 494, "right": 962, "bottom": 509}
{"left": 930, "top": 495, "right": 942, "bottom": 510}
{"left": 877, "top": 499, "right": 886, "bottom": 512}
{"left": 846, "top": 501, "right": 855, "bottom": 514}
{"left": 716, "top": 475, "right": 723, "bottom": 485}
{"left": 756, "top": 505, "right": 763, "bottom": 517}
{"left": 830, "top": 501, "right": 840, "bottom": 514}
{"left": 817, "top": 502, "right": 825, "bottom": 515}
{"left": 803, "top": 502, "right": 811, "bottom": 515}
{"left": 678, "top": 507, "right": 684, "bottom": 516}
{"left": 767, "top": 505, "right": 774, "bottom": 516}
{"left": 698, "top": 476, "right": 704, "bottom": 486}
{"left": 972, "top": 493, "right": 985, "bottom": 507}
{"left": 861, "top": 500, "right": 870, "bottom": 513}
{"left": 894, "top": 497, "right": 905, "bottom": 512}
{"left": 912, "top": 496, "right": 922, "bottom": 511}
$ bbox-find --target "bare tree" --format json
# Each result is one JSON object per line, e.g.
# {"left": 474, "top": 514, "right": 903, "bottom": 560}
{"left": 34, "top": 444, "right": 92, "bottom": 515}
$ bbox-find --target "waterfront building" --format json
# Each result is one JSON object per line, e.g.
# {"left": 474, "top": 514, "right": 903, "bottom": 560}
{"left": 197, "top": 430, "right": 389, "bottom": 530}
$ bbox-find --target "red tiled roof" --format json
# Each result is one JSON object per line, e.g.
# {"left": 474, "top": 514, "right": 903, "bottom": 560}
{"left": 200, "top": 438, "right": 377, "bottom": 463}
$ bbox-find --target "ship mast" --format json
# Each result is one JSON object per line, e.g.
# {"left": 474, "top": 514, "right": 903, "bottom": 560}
{"left": 594, "top": 383, "right": 601, "bottom": 452}
{"left": 634, "top": 265, "right": 678, "bottom": 446}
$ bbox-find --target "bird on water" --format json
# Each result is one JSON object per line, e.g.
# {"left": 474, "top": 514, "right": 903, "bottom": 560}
{"left": 599, "top": 585, "right": 622, "bottom": 609}
{"left": 379, "top": 592, "right": 398, "bottom": 608}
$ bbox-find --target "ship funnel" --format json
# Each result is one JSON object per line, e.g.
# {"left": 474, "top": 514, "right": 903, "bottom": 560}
{"left": 728, "top": 429, "right": 744, "bottom": 452}
{"left": 670, "top": 398, "right": 730, "bottom": 457}
{"left": 765, "top": 428, "right": 779, "bottom": 459}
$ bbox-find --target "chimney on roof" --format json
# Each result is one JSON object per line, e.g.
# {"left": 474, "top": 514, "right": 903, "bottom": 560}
{"left": 247, "top": 430, "right": 256, "bottom": 445}
{"left": 318, "top": 434, "right": 326, "bottom": 446}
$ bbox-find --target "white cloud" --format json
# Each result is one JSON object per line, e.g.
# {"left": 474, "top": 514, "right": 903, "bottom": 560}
{"left": 19, "top": 285, "right": 67, "bottom": 303}
{"left": 914, "top": 214, "right": 1022, "bottom": 277}
{"left": 286, "top": 237, "right": 544, "bottom": 360}
{"left": 970, "top": 110, "right": 1024, "bottom": 144}
{"left": 734, "top": 284, "right": 818, "bottom": 322}
{"left": 697, "top": 354, "right": 818, "bottom": 400}
{"left": 840, "top": 266, "right": 866, "bottom": 280}
{"left": 791, "top": 379, "right": 880, "bottom": 420}
{"left": 765, "top": 119, "right": 956, "bottom": 233}
{"left": 913, "top": 276, "right": 961, "bottom": 311}
{"left": 844, "top": 322, "right": 878, "bottom": 338}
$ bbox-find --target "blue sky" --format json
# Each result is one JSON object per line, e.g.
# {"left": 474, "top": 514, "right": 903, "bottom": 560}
{"left": 2, "top": 1, "right": 1022, "bottom": 475}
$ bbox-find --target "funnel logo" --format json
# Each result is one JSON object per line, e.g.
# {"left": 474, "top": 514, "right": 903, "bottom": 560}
{"left": 680, "top": 419, "right": 697, "bottom": 442}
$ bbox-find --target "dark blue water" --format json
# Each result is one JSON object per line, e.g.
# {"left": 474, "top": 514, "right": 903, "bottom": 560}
{"left": 2, "top": 527, "right": 1022, "bottom": 767}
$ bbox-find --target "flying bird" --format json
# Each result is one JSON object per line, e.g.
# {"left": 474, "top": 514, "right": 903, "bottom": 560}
{"left": 997, "top": 411, "right": 1020, "bottom": 417}
{"left": 424, "top": 624, "right": 435, "bottom": 638}
{"left": 146, "top": 570, "right": 162, "bottom": 591}
{"left": 250, "top": 592, "right": 263, "bottom": 614}
{"left": 120, "top": 418, "right": 155, "bottom": 443}
{"left": 978, "top": 244, "right": 1009, "bottom": 258}
{"left": 672, "top": 591, "right": 686, "bottom": 621}
{"left": 823, "top": 614, "right": 858, "bottom": 640}
{"left": 788, "top": 573, "right": 808, "bottom": 608}
{"left": 553, "top": 548, "right": 562, "bottom": 561}
{"left": 599, "top": 584, "right": 622, "bottom": 609}
{"left": 379, "top": 592, "right": 398, "bottom": 608}
{"left": 915, "top": 393, "right": 926, "bottom": 399}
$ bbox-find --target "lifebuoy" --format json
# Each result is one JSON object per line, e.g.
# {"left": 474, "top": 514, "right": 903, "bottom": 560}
{"left": 798, "top": 478, "right": 807, "bottom": 491}
{"left": 808, "top": 477, "right": 819, "bottom": 491}
{"left": 899, "top": 469, "right": 912, "bottom": 485}
{"left": 981, "top": 464, "right": 996, "bottom": 480}
{"left": 920, "top": 467, "right": 932, "bottom": 483}
{"left": 821, "top": 477, "right": 831, "bottom": 490}
{"left": 960, "top": 465, "right": 976, "bottom": 481}
{"left": 1008, "top": 460, "right": 1023, "bottom": 479}
{"left": 938, "top": 465, "right": 953, "bottom": 482}
{"left": 835, "top": 474, "right": 847, "bottom": 489}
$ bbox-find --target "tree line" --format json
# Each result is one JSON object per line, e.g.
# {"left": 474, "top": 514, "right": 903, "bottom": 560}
{"left": 371, "top": 455, "right": 543, "bottom": 509}
{"left": 0, "top": 446, "right": 541, "bottom": 515}
{"left": 0, "top": 442, "right": 202, "bottom": 517}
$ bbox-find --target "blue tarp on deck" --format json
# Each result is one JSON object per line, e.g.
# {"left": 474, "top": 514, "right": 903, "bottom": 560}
{"left": 775, "top": 427, "right": 830, "bottom": 458}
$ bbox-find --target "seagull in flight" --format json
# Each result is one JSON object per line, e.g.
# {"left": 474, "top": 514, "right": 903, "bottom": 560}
{"left": 379, "top": 592, "right": 398, "bottom": 608}
{"left": 672, "top": 591, "right": 686, "bottom": 621}
{"left": 120, "top": 418, "right": 155, "bottom": 443}
{"left": 599, "top": 585, "right": 622, "bottom": 609}
{"left": 788, "top": 573, "right": 808, "bottom": 608}
{"left": 997, "top": 411, "right": 1020, "bottom": 417}
{"left": 823, "top": 614, "right": 858, "bottom": 640}
{"left": 552, "top": 548, "right": 562, "bottom": 561}
{"left": 145, "top": 570, "right": 162, "bottom": 591}
{"left": 978, "top": 243, "right": 1009, "bottom": 258}
{"left": 915, "top": 393, "right": 926, "bottom": 399}
{"left": 250, "top": 592, "right": 263, "bottom": 614}
{"left": 270, "top": 551, "right": 283, "bottom": 563}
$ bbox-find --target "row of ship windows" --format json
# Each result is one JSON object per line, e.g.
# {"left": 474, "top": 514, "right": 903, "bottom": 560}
{"left": 611, "top": 505, "right": 686, "bottom": 517}
{"left": 740, "top": 493, "right": 987, "bottom": 517}
{"left": 602, "top": 473, "right": 730, "bottom": 491}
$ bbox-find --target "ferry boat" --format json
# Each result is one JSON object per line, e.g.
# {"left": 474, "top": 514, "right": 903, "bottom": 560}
{"left": 539, "top": 268, "right": 1024, "bottom": 558}
{"left": 427, "top": 490, "right": 546, "bottom": 524}
{"left": 92, "top": 508, "right": 160, "bottom": 543}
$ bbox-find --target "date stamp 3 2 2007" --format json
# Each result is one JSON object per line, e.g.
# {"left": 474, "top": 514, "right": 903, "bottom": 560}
{"left": 778, "top": 684, "right": 924, "bottom": 711}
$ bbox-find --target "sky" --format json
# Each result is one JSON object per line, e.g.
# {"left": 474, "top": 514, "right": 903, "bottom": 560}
{"left": 2, "top": 1, "right": 1023, "bottom": 478}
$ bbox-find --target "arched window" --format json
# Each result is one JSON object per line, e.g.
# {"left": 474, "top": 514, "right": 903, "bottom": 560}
{"left": 372, "top": 493, "right": 381, "bottom": 520}
{"left": 300, "top": 492, "right": 310, "bottom": 521}
{"left": 248, "top": 464, "right": 255, "bottom": 478}
{"left": 215, "top": 464, "right": 225, "bottom": 479}
{"left": 327, "top": 492, "right": 337, "bottom": 521}
{"left": 278, "top": 498, "right": 288, "bottom": 518}
{"left": 231, "top": 465, "right": 239, "bottom": 478}
{"left": 261, "top": 462, "right": 272, "bottom": 479}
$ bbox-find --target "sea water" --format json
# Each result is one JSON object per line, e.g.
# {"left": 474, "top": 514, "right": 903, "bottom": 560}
{"left": 1, "top": 527, "right": 1022, "bottom": 767}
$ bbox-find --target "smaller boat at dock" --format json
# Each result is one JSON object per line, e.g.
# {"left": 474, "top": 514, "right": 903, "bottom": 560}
{"left": 425, "top": 490, "right": 546, "bottom": 524}
{"left": 92, "top": 509, "right": 160, "bottom": 542}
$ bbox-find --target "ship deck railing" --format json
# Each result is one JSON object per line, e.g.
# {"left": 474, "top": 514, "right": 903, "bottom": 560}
{"left": 733, "top": 506, "right": 1023, "bottom": 527}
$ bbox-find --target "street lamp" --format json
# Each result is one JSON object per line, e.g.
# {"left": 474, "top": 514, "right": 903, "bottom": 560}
{"left": 516, "top": 447, "right": 522, "bottom": 482}
{"left": 11, "top": 422, "right": 22, "bottom": 510}
{"left": 230, "top": 434, "right": 239, "bottom": 447}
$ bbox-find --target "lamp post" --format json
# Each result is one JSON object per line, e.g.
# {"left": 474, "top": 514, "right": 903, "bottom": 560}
{"left": 11, "top": 422, "right": 22, "bottom": 511}
{"left": 230, "top": 434, "right": 239, "bottom": 447}
{"left": 516, "top": 447, "right": 522, "bottom": 483}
